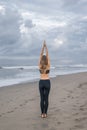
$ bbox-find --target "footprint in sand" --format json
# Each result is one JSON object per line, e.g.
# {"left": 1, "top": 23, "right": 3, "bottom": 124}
{"left": 19, "top": 100, "right": 30, "bottom": 107}
{"left": 60, "top": 98, "right": 66, "bottom": 102}
{"left": 74, "top": 124, "right": 84, "bottom": 129}
{"left": 67, "top": 95, "right": 74, "bottom": 99}
{"left": 19, "top": 104, "right": 23, "bottom": 107}
{"left": 78, "top": 84, "right": 82, "bottom": 88}
{"left": 29, "top": 98, "right": 35, "bottom": 101}
{"left": 78, "top": 82, "right": 87, "bottom": 89}
{"left": 57, "top": 121, "right": 62, "bottom": 125}
{"left": 0, "top": 108, "right": 18, "bottom": 117}
{"left": 7, "top": 110, "right": 14, "bottom": 113}
{"left": 67, "top": 95, "right": 71, "bottom": 98}
{"left": 79, "top": 107, "right": 84, "bottom": 111}
{"left": 14, "top": 107, "right": 18, "bottom": 110}
{"left": 69, "top": 90, "right": 73, "bottom": 93}
{"left": 75, "top": 117, "right": 87, "bottom": 122}
{"left": 24, "top": 100, "right": 29, "bottom": 103}
{"left": 0, "top": 112, "right": 6, "bottom": 117}
{"left": 72, "top": 112, "right": 79, "bottom": 116}
{"left": 55, "top": 109, "right": 61, "bottom": 112}
{"left": 80, "top": 104, "right": 86, "bottom": 108}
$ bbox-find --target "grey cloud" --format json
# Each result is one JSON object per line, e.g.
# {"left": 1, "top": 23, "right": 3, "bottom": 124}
{"left": 24, "top": 19, "right": 35, "bottom": 28}
{"left": 9, "top": 0, "right": 87, "bottom": 16}
{"left": 0, "top": 0, "right": 87, "bottom": 64}
{"left": 0, "top": 5, "right": 21, "bottom": 55}
{"left": 1, "top": 0, "right": 87, "bottom": 15}
{"left": 61, "top": 0, "right": 87, "bottom": 15}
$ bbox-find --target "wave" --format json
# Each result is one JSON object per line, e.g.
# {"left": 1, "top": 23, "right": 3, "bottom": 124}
{"left": 1, "top": 66, "right": 38, "bottom": 70}
{"left": 55, "top": 64, "right": 87, "bottom": 68}
{"left": 0, "top": 65, "right": 55, "bottom": 70}
{"left": 0, "top": 77, "right": 39, "bottom": 87}
{"left": 0, "top": 64, "right": 87, "bottom": 74}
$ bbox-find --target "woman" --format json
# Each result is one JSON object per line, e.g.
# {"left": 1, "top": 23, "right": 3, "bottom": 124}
{"left": 38, "top": 41, "right": 51, "bottom": 118}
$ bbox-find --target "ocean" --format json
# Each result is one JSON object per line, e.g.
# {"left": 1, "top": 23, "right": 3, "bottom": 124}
{"left": 0, "top": 63, "right": 87, "bottom": 87}
{"left": 0, "top": 65, "right": 87, "bottom": 87}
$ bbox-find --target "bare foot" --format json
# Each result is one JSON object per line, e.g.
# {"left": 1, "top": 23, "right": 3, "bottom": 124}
{"left": 41, "top": 114, "right": 44, "bottom": 118}
{"left": 44, "top": 113, "right": 47, "bottom": 118}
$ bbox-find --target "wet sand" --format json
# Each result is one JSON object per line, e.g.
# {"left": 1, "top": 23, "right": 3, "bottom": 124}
{"left": 0, "top": 72, "right": 87, "bottom": 130}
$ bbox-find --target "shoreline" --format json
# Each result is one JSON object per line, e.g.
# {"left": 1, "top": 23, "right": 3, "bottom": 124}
{"left": 0, "top": 71, "right": 87, "bottom": 130}
{"left": 0, "top": 71, "right": 87, "bottom": 88}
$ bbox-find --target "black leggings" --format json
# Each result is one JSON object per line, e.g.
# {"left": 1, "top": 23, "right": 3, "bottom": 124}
{"left": 39, "top": 79, "right": 51, "bottom": 114}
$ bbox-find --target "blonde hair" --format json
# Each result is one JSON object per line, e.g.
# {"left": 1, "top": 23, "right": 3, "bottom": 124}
{"left": 40, "top": 55, "right": 48, "bottom": 73}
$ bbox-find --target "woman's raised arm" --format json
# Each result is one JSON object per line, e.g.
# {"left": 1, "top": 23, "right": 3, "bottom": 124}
{"left": 38, "top": 42, "right": 45, "bottom": 68}
{"left": 44, "top": 42, "right": 50, "bottom": 68}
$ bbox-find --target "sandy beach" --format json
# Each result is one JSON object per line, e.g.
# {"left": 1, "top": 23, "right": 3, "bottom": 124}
{"left": 0, "top": 72, "right": 87, "bottom": 130}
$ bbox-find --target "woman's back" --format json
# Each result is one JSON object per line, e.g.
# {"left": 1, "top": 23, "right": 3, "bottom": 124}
{"left": 39, "top": 68, "right": 50, "bottom": 79}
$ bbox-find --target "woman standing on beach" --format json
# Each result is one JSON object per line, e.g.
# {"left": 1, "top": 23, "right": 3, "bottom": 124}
{"left": 38, "top": 41, "right": 51, "bottom": 118}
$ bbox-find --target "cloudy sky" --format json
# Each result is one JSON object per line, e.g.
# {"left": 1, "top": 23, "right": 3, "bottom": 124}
{"left": 0, "top": 0, "right": 87, "bottom": 65}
